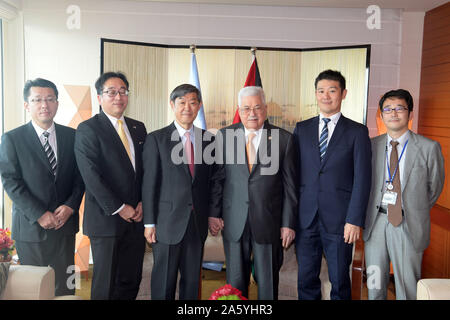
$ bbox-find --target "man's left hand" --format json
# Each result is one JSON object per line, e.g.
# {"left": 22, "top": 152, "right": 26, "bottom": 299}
{"left": 280, "top": 227, "right": 295, "bottom": 248}
{"left": 343, "top": 223, "right": 361, "bottom": 244}
{"left": 132, "top": 202, "right": 143, "bottom": 222}
{"left": 54, "top": 205, "right": 74, "bottom": 230}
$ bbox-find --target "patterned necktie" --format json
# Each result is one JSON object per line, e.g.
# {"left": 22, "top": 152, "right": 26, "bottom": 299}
{"left": 388, "top": 141, "right": 403, "bottom": 227}
{"left": 117, "top": 119, "right": 132, "bottom": 162}
{"left": 42, "top": 131, "right": 57, "bottom": 176}
{"left": 246, "top": 132, "right": 256, "bottom": 172}
{"left": 319, "top": 118, "right": 331, "bottom": 161}
{"left": 184, "top": 132, "right": 194, "bottom": 177}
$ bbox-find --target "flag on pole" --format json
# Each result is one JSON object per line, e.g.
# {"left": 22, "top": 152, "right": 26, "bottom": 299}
{"left": 232, "top": 53, "right": 262, "bottom": 124}
{"left": 189, "top": 48, "right": 207, "bottom": 130}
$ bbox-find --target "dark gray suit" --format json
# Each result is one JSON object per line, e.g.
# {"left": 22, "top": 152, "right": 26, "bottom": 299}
{"left": 142, "top": 122, "right": 213, "bottom": 299}
{"left": 0, "top": 122, "right": 84, "bottom": 296}
{"left": 210, "top": 120, "right": 298, "bottom": 299}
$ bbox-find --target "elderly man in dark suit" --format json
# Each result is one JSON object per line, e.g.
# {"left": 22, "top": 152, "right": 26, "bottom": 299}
{"left": 74, "top": 72, "right": 147, "bottom": 300}
{"left": 0, "top": 78, "right": 84, "bottom": 296}
{"left": 293, "top": 70, "right": 372, "bottom": 300}
{"left": 209, "top": 86, "right": 298, "bottom": 300}
{"left": 142, "top": 84, "right": 214, "bottom": 300}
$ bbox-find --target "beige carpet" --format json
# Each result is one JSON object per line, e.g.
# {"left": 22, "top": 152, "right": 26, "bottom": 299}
{"left": 75, "top": 265, "right": 258, "bottom": 300}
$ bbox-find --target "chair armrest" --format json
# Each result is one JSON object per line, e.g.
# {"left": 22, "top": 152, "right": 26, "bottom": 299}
{"left": 417, "top": 279, "right": 450, "bottom": 300}
{"left": 3, "top": 265, "right": 55, "bottom": 300}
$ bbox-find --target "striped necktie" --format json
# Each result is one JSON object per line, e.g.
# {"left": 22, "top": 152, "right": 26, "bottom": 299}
{"left": 319, "top": 118, "right": 331, "bottom": 161}
{"left": 42, "top": 131, "right": 57, "bottom": 176}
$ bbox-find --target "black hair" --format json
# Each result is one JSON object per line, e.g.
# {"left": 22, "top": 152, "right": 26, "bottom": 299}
{"left": 170, "top": 84, "right": 202, "bottom": 103}
{"left": 95, "top": 71, "right": 129, "bottom": 95}
{"left": 314, "top": 69, "right": 346, "bottom": 91}
{"left": 23, "top": 78, "right": 58, "bottom": 102}
{"left": 379, "top": 89, "right": 413, "bottom": 112}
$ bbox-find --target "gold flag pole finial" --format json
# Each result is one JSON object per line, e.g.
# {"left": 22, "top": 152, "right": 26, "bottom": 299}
{"left": 190, "top": 44, "right": 196, "bottom": 53}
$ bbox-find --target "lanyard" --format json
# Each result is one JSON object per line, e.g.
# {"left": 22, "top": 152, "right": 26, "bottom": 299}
{"left": 386, "top": 139, "right": 408, "bottom": 185}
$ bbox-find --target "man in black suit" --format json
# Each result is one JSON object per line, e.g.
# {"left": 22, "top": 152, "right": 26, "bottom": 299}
{"left": 0, "top": 78, "right": 84, "bottom": 296}
{"left": 142, "top": 84, "right": 213, "bottom": 300}
{"left": 74, "top": 72, "right": 147, "bottom": 300}
{"left": 209, "top": 86, "right": 298, "bottom": 300}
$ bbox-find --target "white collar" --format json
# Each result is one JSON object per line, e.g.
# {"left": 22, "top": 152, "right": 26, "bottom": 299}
{"left": 31, "top": 120, "right": 55, "bottom": 136}
{"left": 104, "top": 112, "right": 125, "bottom": 127}
{"left": 174, "top": 120, "right": 194, "bottom": 138}
{"left": 320, "top": 111, "right": 341, "bottom": 125}
{"left": 387, "top": 130, "right": 410, "bottom": 147}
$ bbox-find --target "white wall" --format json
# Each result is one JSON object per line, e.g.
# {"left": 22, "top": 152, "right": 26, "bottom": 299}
{"left": 18, "top": 0, "right": 423, "bottom": 136}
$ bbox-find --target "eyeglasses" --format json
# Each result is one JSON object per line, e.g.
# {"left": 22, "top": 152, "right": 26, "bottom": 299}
{"left": 239, "top": 106, "right": 263, "bottom": 115}
{"left": 102, "top": 89, "right": 129, "bottom": 97}
{"left": 382, "top": 106, "right": 409, "bottom": 114}
{"left": 29, "top": 97, "right": 57, "bottom": 104}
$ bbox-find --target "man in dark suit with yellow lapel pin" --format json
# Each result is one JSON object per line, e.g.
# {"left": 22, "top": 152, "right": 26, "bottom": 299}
{"left": 0, "top": 78, "right": 84, "bottom": 296}
{"left": 75, "top": 72, "right": 147, "bottom": 300}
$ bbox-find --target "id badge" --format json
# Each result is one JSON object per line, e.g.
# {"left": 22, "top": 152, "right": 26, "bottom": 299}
{"left": 382, "top": 191, "right": 397, "bottom": 205}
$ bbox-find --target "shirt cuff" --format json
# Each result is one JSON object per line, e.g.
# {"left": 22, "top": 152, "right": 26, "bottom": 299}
{"left": 112, "top": 204, "right": 125, "bottom": 215}
{"left": 144, "top": 224, "right": 155, "bottom": 228}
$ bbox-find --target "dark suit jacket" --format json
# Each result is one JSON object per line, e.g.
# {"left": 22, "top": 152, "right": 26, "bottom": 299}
{"left": 209, "top": 121, "right": 298, "bottom": 244}
{"left": 0, "top": 122, "right": 84, "bottom": 242}
{"left": 293, "top": 115, "right": 372, "bottom": 234}
{"left": 74, "top": 111, "right": 146, "bottom": 237}
{"left": 142, "top": 122, "right": 214, "bottom": 245}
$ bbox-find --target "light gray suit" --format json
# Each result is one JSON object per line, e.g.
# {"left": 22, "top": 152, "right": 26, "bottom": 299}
{"left": 363, "top": 130, "right": 445, "bottom": 299}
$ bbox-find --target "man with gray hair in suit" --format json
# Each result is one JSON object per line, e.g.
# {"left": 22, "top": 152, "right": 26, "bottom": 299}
{"left": 364, "top": 89, "right": 445, "bottom": 300}
{"left": 209, "top": 86, "right": 298, "bottom": 300}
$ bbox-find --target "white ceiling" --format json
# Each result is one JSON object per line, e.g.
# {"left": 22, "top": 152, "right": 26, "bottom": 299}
{"left": 126, "top": 0, "right": 449, "bottom": 12}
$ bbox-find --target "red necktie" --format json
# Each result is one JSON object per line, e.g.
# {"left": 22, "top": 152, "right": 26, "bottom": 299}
{"left": 184, "top": 132, "right": 194, "bottom": 177}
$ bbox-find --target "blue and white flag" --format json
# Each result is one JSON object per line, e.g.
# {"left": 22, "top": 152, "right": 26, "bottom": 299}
{"left": 189, "top": 52, "right": 207, "bottom": 130}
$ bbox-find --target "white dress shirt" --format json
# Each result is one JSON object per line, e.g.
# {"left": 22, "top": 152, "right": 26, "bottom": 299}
{"left": 319, "top": 112, "right": 341, "bottom": 144}
{"left": 32, "top": 121, "right": 58, "bottom": 162}
{"left": 385, "top": 130, "right": 410, "bottom": 190}
{"left": 174, "top": 120, "right": 196, "bottom": 151}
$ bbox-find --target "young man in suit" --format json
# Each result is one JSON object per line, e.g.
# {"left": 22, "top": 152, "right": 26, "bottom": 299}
{"left": 74, "top": 72, "right": 147, "bottom": 300}
{"left": 142, "top": 84, "right": 214, "bottom": 300}
{"left": 293, "top": 70, "right": 372, "bottom": 300}
{"left": 0, "top": 78, "right": 84, "bottom": 296}
{"left": 209, "top": 86, "right": 298, "bottom": 300}
{"left": 363, "top": 89, "right": 445, "bottom": 300}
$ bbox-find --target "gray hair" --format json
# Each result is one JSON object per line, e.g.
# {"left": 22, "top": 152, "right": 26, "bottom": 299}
{"left": 238, "top": 86, "right": 266, "bottom": 107}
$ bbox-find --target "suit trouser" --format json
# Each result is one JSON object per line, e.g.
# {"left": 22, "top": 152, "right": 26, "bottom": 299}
{"left": 15, "top": 231, "right": 75, "bottom": 296}
{"left": 90, "top": 223, "right": 145, "bottom": 300}
{"left": 151, "top": 212, "right": 204, "bottom": 300}
{"left": 223, "top": 219, "right": 283, "bottom": 300}
{"left": 365, "top": 212, "right": 423, "bottom": 300}
{"left": 296, "top": 215, "right": 353, "bottom": 300}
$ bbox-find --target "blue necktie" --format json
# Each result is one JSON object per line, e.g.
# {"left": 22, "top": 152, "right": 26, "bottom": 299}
{"left": 319, "top": 118, "right": 331, "bottom": 161}
{"left": 42, "top": 131, "right": 57, "bottom": 176}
